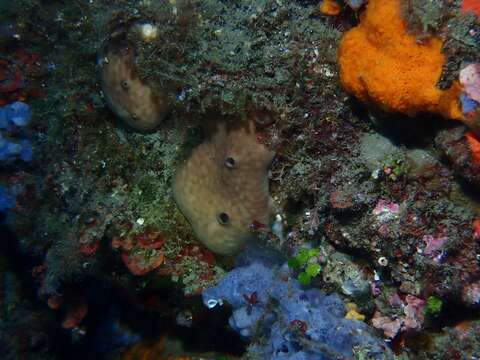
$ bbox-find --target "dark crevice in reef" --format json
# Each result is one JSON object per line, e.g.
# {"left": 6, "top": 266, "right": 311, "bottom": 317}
{"left": 428, "top": 299, "right": 480, "bottom": 330}
{"left": 0, "top": 224, "right": 245, "bottom": 359}
{"left": 0, "top": 225, "right": 73, "bottom": 359}
{"left": 44, "top": 281, "right": 245, "bottom": 359}
{"left": 456, "top": 175, "right": 480, "bottom": 204}
{"left": 0, "top": 224, "right": 39, "bottom": 300}
{"left": 372, "top": 114, "right": 444, "bottom": 149}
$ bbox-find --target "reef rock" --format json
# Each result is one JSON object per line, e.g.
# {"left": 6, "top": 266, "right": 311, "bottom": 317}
{"left": 173, "top": 121, "right": 274, "bottom": 256}
{"left": 99, "top": 43, "right": 170, "bottom": 132}
{"left": 436, "top": 126, "right": 480, "bottom": 186}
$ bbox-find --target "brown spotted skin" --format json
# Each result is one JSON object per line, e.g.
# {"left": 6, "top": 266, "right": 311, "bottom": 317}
{"left": 100, "top": 46, "right": 169, "bottom": 132}
{"left": 173, "top": 121, "right": 275, "bottom": 255}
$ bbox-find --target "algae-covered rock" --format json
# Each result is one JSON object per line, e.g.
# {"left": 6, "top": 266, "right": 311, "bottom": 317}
{"left": 436, "top": 126, "right": 480, "bottom": 186}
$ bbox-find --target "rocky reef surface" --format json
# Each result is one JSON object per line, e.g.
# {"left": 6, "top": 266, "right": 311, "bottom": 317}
{"left": 0, "top": 0, "right": 479, "bottom": 359}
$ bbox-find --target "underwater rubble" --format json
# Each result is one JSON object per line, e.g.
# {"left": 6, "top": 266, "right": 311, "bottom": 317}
{"left": 0, "top": 0, "right": 480, "bottom": 359}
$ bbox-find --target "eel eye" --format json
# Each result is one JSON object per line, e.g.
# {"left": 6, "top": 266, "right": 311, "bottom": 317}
{"left": 225, "top": 156, "right": 235, "bottom": 169}
{"left": 217, "top": 212, "right": 230, "bottom": 225}
{"left": 121, "top": 80, "right": 129, "bottom": 89}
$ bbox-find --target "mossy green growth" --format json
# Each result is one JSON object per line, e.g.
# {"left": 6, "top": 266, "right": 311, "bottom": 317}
{"left": 288, "top": 247, "right": 322, "bottom": 286}
{"left": 132, "top": 0, "right": 341, "bottom": 118}
{"left": 381, "top": 155, "right": 408, "bottom": 181}
{"left": 425, "top": 295, "right": 443, "bottom": 316}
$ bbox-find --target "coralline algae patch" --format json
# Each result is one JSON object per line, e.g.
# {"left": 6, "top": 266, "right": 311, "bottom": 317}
{"left": 112, "top": 229, "right": 166, "bottom": 276}
{"left": 173, "top": 121, "right": 274, "bottom": 256}
{"left": 99, "top": 43, "right": 170, "bottom": 132}
{"left": 158, "top": 245, "right": 226, "bottom": 296}
{"left": 0, "top": 49, "right": 44, "bottom": 106}
{"left": 462, "top": 0, "right": 480, "bottom": 17}
{"left": 338, "top": 0, "right": 463, "bottom": 120}
{"left": 465, "top": 130, "right": 480, "bottom": 164}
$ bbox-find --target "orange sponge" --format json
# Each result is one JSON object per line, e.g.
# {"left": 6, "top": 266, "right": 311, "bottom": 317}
{"left": 338, "top": 0, "right": 463, "bottom": 120}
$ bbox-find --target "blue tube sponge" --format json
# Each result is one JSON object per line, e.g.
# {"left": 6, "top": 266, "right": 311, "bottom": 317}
{"left": 0, "top": 134, "right": 32, "bottom": 162}
{"left": 0, "top": 102, "right": 33, "bottom": 162}
{"left": 203, "top": 260, "right": 391, "bottom": 359}
{"left": 0, "top": 101, "right": 31, "bottom": 129}
{"left": 0, "top": 185, "right": 17, "bottom": 212}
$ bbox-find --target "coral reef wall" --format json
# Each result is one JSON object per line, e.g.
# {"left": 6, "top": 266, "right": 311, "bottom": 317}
{"left": 0, "top": 0, "right": 480, "bottom": 359}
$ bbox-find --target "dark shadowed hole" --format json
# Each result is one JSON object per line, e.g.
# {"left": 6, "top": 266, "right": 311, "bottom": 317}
{"left": 373, "top": 113, "right": 442, "bottom": 148}
{"left": 225, "top": 156, "right": 235, "bottom": 169}
{"left": 217, "top": 212, "right": 230, "bottom": 225}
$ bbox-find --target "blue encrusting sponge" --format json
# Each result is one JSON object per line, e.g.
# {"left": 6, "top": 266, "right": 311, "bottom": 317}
{"left": 203, "top": 258, "right": 390, "bottom": 359}
{"left": 0, "top": 101, "right": 32, "bottom": 162}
